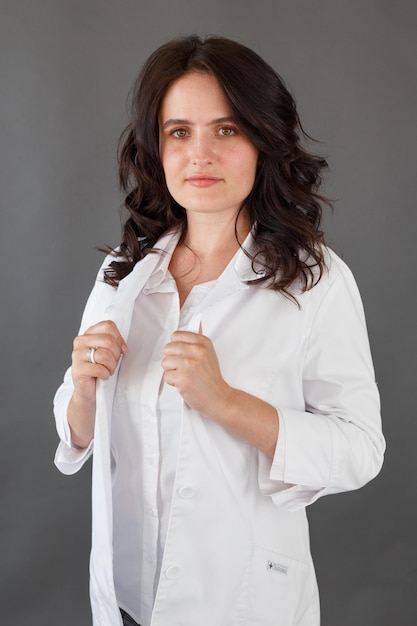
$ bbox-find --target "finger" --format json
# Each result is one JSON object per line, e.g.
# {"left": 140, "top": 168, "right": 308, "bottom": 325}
{"left": 84, "top": 320, "right": 128, "bottom": 353}
{"left": 163, "top": 341, "right": 206, "bottom": 362}
{"left": 73, "top": 344, "right": 120, "bottom": 378}
{"left": 75, "top": 319, "right": 128, "bottom": 358}
{"left": 87, "top": 346, "right": 120, "bottom": 372}
{"left": 72, "top": 322, "right": 127, "bottom": 380}
{"left": 169, "top": 330, "right": 203, "bottom": 344}
{"left": 161, "top": 354, "right": 185, "bottom": 372}
{"left": 163, "top": 370, "right": 178, "bottom": 387}
{"left": 165, "top": 331, "right": 209, "bottom": 356}
{"left": 72, "top": 360, "right": 115, "bottom": 382}
{"left": 73, "top": 334, "right": 124, "bottom": 364}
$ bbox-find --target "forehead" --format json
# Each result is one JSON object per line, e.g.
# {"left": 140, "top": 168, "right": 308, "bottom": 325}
{"left": 159, "top": 72, "right": 232, "bottom": 119}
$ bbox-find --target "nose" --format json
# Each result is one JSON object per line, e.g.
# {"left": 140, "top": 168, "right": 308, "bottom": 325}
{"left": 190, "top": 132, "right": 214, "bottom": 166}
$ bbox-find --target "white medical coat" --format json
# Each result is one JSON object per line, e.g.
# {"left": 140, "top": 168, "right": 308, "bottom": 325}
{"left": 54, "top": 229, "right": 385, "bottom": 626}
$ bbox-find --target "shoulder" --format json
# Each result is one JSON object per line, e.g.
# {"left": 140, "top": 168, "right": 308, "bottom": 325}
{"left": 323, "top": 247, "right": 354, "bottom": 284}
{"left": 296, "top": 246, "right": 361, "bottom": 306}
{"left": 323, "top": 247, "right": 362, "bottom": 296}
{"left": 297, "top": 246, "right": 367, "bottom": 326}
{"left": 285, "top": 245, "right": 352, "bottom": 294}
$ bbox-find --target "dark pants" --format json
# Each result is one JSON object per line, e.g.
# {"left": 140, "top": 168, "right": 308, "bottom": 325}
{"left": 120, "top": 608, "right": 141, "bottom": 626}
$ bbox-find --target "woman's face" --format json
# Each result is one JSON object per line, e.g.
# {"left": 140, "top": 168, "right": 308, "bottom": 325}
{"left": 159, "top": 72, "right": 258, "bottom": 222}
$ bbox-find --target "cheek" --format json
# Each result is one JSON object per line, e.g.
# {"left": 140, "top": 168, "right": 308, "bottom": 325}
{"left": 234, "top": 141, "right": 258, "bottom": 169}
{"left": 160, "top": 147, "right": 182, "bottom": 178}
{"left": 159, "top": 153, "right": 174, "bottom": 185}
{"left": 160, "top": 153, "right": 183, "bottom": 201}
{"left": 240, "top": 150, "right": 258, "bottom": 182}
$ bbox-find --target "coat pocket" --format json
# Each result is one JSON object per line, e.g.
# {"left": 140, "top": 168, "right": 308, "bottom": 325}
{"left": 245, "top": 546, "right": 318, "bottom": 625}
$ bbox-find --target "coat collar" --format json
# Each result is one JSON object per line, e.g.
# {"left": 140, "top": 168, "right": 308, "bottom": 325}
{"left": 103, "top": 229, "right": 181, "bottom": 323}
{"left": 104, "top": 227, "right": 265, "bottom": 328}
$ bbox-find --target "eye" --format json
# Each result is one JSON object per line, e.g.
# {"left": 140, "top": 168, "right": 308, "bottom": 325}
{"left": 171, "top": 128, "right": 189, "bottom": 138}
{"left": 218, "top": 126, "right": 237, "bottom": 137}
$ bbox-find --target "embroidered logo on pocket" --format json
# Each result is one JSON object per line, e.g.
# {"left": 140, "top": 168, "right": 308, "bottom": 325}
{"left": 267, "top": 560, "right": 288, "bottom": 575}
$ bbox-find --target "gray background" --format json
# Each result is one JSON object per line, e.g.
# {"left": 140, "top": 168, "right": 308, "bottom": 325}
{"left": 1, "top": 0, "right": 416, "bottom": 624}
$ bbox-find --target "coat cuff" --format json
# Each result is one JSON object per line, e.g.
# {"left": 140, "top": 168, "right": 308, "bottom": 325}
{"left": 54, "top": 438, "right": 94, "bottom": 475}
{"left": 258, "top": 406, "right": 327, "bottom": 511}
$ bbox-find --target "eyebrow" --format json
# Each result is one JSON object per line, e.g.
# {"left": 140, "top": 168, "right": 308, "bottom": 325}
{"left": 161, "top": 116, "right": 236, "bottom": 130}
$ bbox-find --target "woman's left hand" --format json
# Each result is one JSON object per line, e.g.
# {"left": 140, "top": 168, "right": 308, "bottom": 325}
{"left": 162, "top": 327, "right": 279, "bottom": 457}
{"left": 162, "top": 328, "right": 230, "bottom": 419}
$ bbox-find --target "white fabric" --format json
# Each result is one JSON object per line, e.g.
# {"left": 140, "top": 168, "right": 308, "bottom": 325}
{"left": 54, "top": 229, "right": 385, "bottom": 626}
{"left": 112, "top": 266, "right": 216, "bottom": 624}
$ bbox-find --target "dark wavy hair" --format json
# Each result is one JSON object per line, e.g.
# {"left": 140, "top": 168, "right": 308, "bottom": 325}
{"left": 103, "top": 35, "right": 330, "bottom": 296}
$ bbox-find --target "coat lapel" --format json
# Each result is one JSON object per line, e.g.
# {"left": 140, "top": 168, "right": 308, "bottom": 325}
{"left": 103, "top": 230, "right": 181, "bottom": 339}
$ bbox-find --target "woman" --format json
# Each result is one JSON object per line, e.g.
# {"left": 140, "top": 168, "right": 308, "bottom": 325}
{"left": 54, "top": 35, "right": 385, "bottom": 626}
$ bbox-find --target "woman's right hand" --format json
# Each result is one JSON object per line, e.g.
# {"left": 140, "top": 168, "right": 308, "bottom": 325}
{"left": 68, "top": 320, "right": 128, "bottom": 448}
{"left": 71, "top": 320, "right": 128, "bottom": 400}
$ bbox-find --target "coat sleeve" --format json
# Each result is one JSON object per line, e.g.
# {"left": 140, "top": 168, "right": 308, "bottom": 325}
{"left": 258, "top": 260, "right": 385, "bottom": 511}
{"left": 53, "top": 256, "right": 116, "bottom": 475}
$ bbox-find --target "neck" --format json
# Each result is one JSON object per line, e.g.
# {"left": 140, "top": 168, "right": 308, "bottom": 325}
{"left": 183, "top": 210, "right": 250, "bottom": 258}
{"left": 169, "top": 210, "right": 250, "bottom": 305}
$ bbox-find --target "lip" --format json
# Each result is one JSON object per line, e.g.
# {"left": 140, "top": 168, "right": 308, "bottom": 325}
{"left": 185, "top": 175, "right": 222, "bottom": 188}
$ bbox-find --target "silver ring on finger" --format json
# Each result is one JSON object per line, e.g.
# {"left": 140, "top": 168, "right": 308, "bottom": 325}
{"left": 87, "top": 346, "right": 97, "bottom": 364}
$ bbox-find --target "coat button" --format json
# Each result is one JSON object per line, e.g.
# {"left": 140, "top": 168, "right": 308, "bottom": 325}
{"left": 178, "top": 486, "right": 195, "bottom": 499}
{"left": 165, "top": 566, "right": 181, "bottom": 580}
